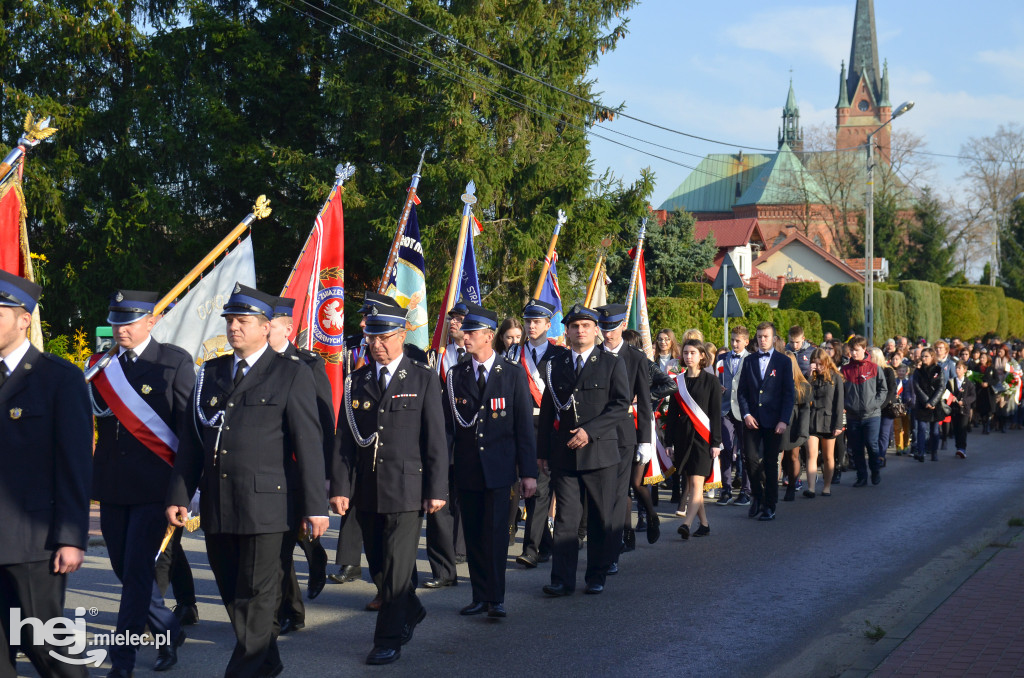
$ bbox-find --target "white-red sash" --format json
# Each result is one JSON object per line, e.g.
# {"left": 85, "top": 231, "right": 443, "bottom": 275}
{"left": 90, "top": 354, "right": 178, "bottom": 466}
{"left": 520, "top": 349, "right": 544, "bottom": 407}
{"left": 672, "top": 373, "right": 711, "bottom": 444}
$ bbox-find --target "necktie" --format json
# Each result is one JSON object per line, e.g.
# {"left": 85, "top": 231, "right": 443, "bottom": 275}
{"left": 531, "top": 347, "right": 538, "bottom": 366}
{"left": 233, "top": 359, "right": 247, "bottom": 387}
{"left": 575, "top": 354, "right": 583, "bottom": 376}
{"left": 477, "top": 364, "right": 487, "bottom": 396}
{"left": 378, "top": 366, "right": 389, "bottom": 394}
{"left": 0, "top": 363, "right": 8, "bottom": 388}
{"left": 121, "top": 349, "right": 136, "bottom": 375}
{"left": 457, "top": 347, "right": 466, "bottom": 362}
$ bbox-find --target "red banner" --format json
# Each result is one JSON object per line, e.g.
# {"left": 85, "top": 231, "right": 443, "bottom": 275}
{"left": 0, "top": 179, "right": 26, "bottom": 275}
{"left": 281, "top": 185, "right": 346, "bottom": 424}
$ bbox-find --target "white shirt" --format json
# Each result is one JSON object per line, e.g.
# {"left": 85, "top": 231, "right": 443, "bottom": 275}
{"left": 118, "top": 334, "right": 152, "bottom": 361}
{"left": 376, "top": 353, "right": 405, "bottom": 390}
{"left": 603, "top": 339, "right": 623, "bottom": 356}
{"left": 1, "top": 338, "right": 31, "bottom": 377}
{"left": 757, "top": 347, "right": 774, "bottom": 378}
{"left": 471, "top": 352, "right": 497, "bottom": 384}
{"left": 233, "top": 342, "right": 269, "bottom": 380}
{"left": 571, "top": 346, "right": 596, "bottom": 371}
{"left": 527, "top": 338, "right": 549, "bottom": 363}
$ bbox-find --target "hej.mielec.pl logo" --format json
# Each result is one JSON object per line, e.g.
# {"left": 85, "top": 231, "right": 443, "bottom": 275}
{"left": 9, "top": 606, "right": 172, "bottom": 667}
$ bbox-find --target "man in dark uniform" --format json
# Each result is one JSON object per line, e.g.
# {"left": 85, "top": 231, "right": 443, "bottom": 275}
{"left": 538, "top": 304, "right": 629, "bottom": 597}
{"left": 267, "top": 297, "right": 332, "bottom": 634}
{"left": 166, "top": 283, "right": 328, "bottom": 678}
{"left": 443, "top": 303, "right": 537, "bottom": 618}
{"left": 0, "top": 272, "right": 92, "bottom": 678}
{"left": 595, "top": 304, "right": 654, "bottom": 566}
{"left": 90, "top": 290, "right": 191, "bottom": 676}
{"left": 505, "top": 298, "right": 564, "bottom": 568}
{"left": 330, "top": 299, "right": 448, "bottom": 665}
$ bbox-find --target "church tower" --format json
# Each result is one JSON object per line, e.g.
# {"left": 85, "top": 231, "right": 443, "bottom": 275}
{"left": 835, "top": 0, "right": 892, "bottom": 161}
{"left": 778, "top": 78, "right": 804, "bottom": 154}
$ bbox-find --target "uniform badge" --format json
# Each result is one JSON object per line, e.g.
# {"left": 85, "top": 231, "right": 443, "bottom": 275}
{"left": 352, "top": 399, "right": 360, "bottom": 409}
{"left": 23, "top": 363, "right": 30, "bottom": 370}
{"left": 115, "top": 291, "right": 124, "bottom": 302}
{"left": 9, "top": 408, "right": 22, "bottom": 420}
{"left": 494, "top": 365, "right": 502, "bottom": 373}
{"left": 210, "top": 396, "right": 218, "bottom": 407}
{"left": 363, "top": 401, "right": 371, "bottom": 410}
{"left": 590, "top": 355, "right": 597, "bottom": 363}
{"left": 233, "top": 282, "right": 241, "bottom": 293}
{"left": 141, "top": 384, "right": 153, "bottom": 395}
{"left": 397, "top": 369, "right": 407, "bottom": 380}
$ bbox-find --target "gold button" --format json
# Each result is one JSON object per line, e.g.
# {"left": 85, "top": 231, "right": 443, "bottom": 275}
{"left": 378, "top": 425, "right": 383, "bottom": 430}
{"left": 276, "top": 485, "right": 281, "bottom": 490}
{"left": 228, "top": 402, "right": 234, "bottom": 407}
{"left": 479, "top": 447, "right": 484, "bottom": 451}
{"left": 380, "top": 409, "right": 384, "bottom": 413}
{"left": 221, "top": 473, "right": 227, "bottom": 478}
{"left": 224, "top": 426, "right": 229, "bottom": 431}
{"left": 222, "top": 450, "right": 227, "bottom": 455}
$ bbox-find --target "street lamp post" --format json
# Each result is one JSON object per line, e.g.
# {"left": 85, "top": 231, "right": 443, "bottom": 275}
{"left": 864, "top": 100, "right": 914, "bottom": 344}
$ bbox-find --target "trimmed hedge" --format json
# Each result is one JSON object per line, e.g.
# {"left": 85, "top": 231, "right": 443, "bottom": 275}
{"left": 649, "top": 296, "right": 822, "bottom": 348}
{"left": 822, "top": 319, "right": 841, "bottom": 339}
{"left": 671, "top": 282, "right": 749, "bottom": 307}
{"left": 899, "top": 280, "right": 942, "bottom": 343}
{"left": 778, "top": 281, "right": 823, "bottom": 314}
{"left": 1006, "top": 298, "right": 1024, "bottom": 339}
{"left": 820, "top": 283, "right": 907, "bottom": 345}
{"left": 940, "top": 288, "right": 982, "bottom": 339}
{"left": 774, "top": 308, "right": 823, "bottom": 344}
{"left": 955, "top": 285, "right": 1008, "bottom": 337}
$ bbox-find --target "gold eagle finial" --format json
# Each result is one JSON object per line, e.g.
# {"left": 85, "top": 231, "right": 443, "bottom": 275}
{"left": 252, "top": 194, "right": 272, "bottom": 220}
{"left": 22, "top": 112, "right": 58, "bottom": 144}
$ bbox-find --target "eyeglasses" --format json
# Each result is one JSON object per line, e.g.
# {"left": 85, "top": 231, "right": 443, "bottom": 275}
{"left": 366, "top": 332, "right": 402, "bottom": 345}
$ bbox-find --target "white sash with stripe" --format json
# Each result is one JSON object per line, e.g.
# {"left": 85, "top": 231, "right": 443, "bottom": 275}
{"left": 92, "top": 355, "right": 178, "bottom": 465}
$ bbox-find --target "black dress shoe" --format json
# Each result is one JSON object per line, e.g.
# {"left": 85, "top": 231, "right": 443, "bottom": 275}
{"left": 759, "top": 508, "right": 776, "bottom": 521}
{"left": 693, "top": 524, "right": 711, "bottom": 537}
{"left": 328, "top": 564, "right": 362, "bottom": 584}
{"left": 423, "top": 577, "right": 457, "bottom": 588}
{"left": 173, "top": 604, "right": 199, "bottom": 626}
{"left": 853, "top": 477, "right": 868, "bottom": 487}
{"left": 515, "top": 554, "right": 538, "bottom": 569}
{"left": 107, "top": 669, "right": 133, "bottom": 678}
{"left": 871, "top": 471, "right": 881, "bottom": 485}
{"left": 307, "top": 575, "right": 326, "bottom": 600}
{"left": 305, "top": 540, "right": 328, "bottom": 600}
{"left": 537, "top": 551, "right": 551, "bottom": 563}
{"left": 542, "top": 583, "right": 572, "bottom": 597}
{"left": 584, "top": 583, "right": 604, "bottom": 594}
{"left": 278, "top": 617, "right": 304, "bottom": 635}
{"left": 487, "top": 603, "right": 507, "bottom": 618}
{"left": 400, "top": 607, "right": 427, "bottom": 645}
{"left": 748, "top": 499, "right": 762, "bottom": 518}
{"left": 607, "top": 562, "right": 619, "bottom": 575}
{"left": 153, "top": 629, "right": 186, "bottom": 672}
{"left": 647, "top": 514, "right": 661, "bottom": 544}
{"left": 678, "top": 523, "right": 690, "bottom": 540}
{"left": 366, "top": 647, "right": 401, "bottom": 665}
{"left": 459, "top": 601, "right": 487, "bottom": 616}
{"left": 783, "top": 487, "right": 795, "bottom": 502}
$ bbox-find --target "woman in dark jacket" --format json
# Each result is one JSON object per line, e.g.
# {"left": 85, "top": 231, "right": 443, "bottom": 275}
{"left": 975, "top": 352, "right": 997, "bottom": 434}
{"left": 807, "top": 349, "right": 844, "bottom": 496}
{"left": 872, "top": 347, "right": 898, "bottom": 467}
{"left": 913, "top": 347, "right": 945, "bottom": 462}
{"left": 782, "top": 352, "right": 812, "bottom": 502}
{"left": 665, "top": 339, "right": 722, "bottom": 540}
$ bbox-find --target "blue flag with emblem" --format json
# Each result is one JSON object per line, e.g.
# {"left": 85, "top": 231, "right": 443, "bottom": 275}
{"left": 460, "top": 220, "right": 482, "bottom": 305}
{"left": 384, "top": 204, "right": 429, "bottom": 349}
{"left": 538, "top": 251, "right": 563, "bottom": 338}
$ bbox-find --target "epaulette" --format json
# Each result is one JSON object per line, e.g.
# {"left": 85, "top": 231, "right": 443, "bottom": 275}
{"left": 40, "top": 351, "right": 83, "bottom": 374}
{"left": 161, "top": 342, "right": 193, "bottom": 361}
{"left": 409, "top": 359, "right": 432, "bottom": 371}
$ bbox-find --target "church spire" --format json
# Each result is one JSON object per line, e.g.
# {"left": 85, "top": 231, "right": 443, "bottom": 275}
{"left": 779, "top": 77, "right": 803, "bottom": 153}
{"left": 846, "top": 0, "right": 881, "bottom": 104}
{"left": 837, "top": 60, "right": 850, "bottom": 108}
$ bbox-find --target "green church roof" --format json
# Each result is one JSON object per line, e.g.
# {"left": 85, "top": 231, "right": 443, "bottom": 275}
{"left": 658, "top": 152, "right": 772, "bottom": 213}
{"left": 735, "top": 143, "right": 828, "bottom": 206}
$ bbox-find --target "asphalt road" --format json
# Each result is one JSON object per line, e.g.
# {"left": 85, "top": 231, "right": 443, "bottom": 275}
{"left": 19, "top": 429, "right": 1024, "bottom": 678}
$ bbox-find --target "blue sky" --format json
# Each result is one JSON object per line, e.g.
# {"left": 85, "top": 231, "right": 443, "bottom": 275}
{"left": 587, "top": 1, "right": 1024, "bottom": 206}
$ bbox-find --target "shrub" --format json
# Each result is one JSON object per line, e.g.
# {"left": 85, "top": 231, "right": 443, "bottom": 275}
{"left": 956, "top": 285, "right": 1008, "bottom": 337}
{"left": 778, "top": 281, "right": 823, "bottom": 314}
{"left": 940, "top": 288, "right": 982, "bottom": 339}
{"left": 820, "top": 283, "right": 906, "bottom": 345}
{"left": 899, "top": 280, "right": 942, "bottom": 343}
{"left": 1005, "top": 298, "right": 1024, "bottom": 340}
{"left": 822, "top": 319, "right": 841, "bottom": 339}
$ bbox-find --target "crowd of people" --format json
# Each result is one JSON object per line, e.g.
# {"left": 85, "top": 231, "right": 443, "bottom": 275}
{"left": 2, "top": 261, "right": 1022, "bottom": 676}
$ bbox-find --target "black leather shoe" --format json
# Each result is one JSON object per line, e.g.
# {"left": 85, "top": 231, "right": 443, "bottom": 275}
{"left": 515, "top": 554, "right": 538, "bottom": 569}
{"left": 487, "top": 603, "right": 507, "bottom": 618}
{"left": 307, "top": 575, "right": 326, "bottom": 601}
{"left": 853, "top": 477, "right": 868, "bottom": 487}
{"left": 542, "top": 583, "right": 572, "bottom": 597}
{"left": 305, "top": 540, "right": 328, "bottom": 599}
{"left": 607, "top": 562, "right": 619, "bottom": 575}
{"left": 748, "top": 499, "right": 762, "bottom": 518}
{"left": 278, "top": 617, "right": 304, "bottom": 635}
{"left": 366, "top": 647, "right": 400, "bottom": 665}
{"left": 678, "top": 523, "right": 690, "bottom": 540}
{"left": 328, "top": 564, "right": 362, "bottom": 584}
{"left": 423, "top": 577, "right": 457, "bottom": 588}
{"left": 871, "top": 471, "right": 881, "bottom": 485}
{"left": 584, "top": 583, "right": 604, "bottom": 595}
{"left": 107, "top": 669, "right": 133, "bottom": 678}
{"left": 783, "top": 487, "right": 795, "bottom": 502}
{"left": 537, "top": 551, "right": 551, "bottom": 563}
{"left": 153, "top": 629, "right": 186, "bottom": 671}
{"left": 173, "top": 604, "right": 199, "bottom": 626}
{"left": 647, "top": 514, "right": 661, "bottom": 544}
{"left": 759, "top": 508, "right": 776, "bottom": 521}
{"left": 693, "top": 524, "right": 711, "bottom": 537}
{"left": 400, "top": 607, "right": 426, "bottom": 645}
{"left": 460, "top": 601, "right": 487, "bottom": 616}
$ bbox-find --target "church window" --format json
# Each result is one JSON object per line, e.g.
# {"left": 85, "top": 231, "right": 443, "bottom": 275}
{"left": 858, "top": 99, "right": 870, "bottom": 111}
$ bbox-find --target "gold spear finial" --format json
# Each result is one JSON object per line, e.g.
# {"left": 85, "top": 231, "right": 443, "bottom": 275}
{"left": 252, "top": 194, "right": 272, "bottom": 220}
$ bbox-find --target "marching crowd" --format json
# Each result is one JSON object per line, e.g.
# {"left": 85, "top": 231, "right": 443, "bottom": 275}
{"left": 1, "top": 264, "right": 1021, "bottom": 677}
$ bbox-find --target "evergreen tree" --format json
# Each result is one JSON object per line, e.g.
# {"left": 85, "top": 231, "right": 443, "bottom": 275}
{"left": 902, "top": 188, "right": 956, "bottom": 284}
{"left": 1000, "top": 196, "right": 1024, "bottom": 298}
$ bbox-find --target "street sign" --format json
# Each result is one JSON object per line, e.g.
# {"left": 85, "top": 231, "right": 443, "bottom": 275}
{"left": 712, "top": 288, "right": 744, "bottom": 319}
{"left": 711, "top": 253, "right": 743, "bottom": 290}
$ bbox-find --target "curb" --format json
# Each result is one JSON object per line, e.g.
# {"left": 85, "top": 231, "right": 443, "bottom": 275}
{"left": 839, "top": 524, "right": 1024, "bottom": 677}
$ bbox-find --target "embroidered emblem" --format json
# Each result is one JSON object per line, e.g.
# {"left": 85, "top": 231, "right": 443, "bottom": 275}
{"left": 210, "top": 396, "right": 218, "bottom": 407}
{"left": 115, "top": 291, "right": 124, "bottom": 302}
{"left": 352, "top": 399, "right": 360, "bottom": 409}
{"left": 9, "top": 408, "right": 22, "bottom": 420}
{"left": 141, "top": 384, "right": 152, "bottom": 395}
{"left": 398, "top": 369, "right": 407, "bottom": 380}
{"left": 233, "top": 282, "right": 241, "bottom": 293}
{"left": 364, "top": 372, "right": 372, "bottom": 382}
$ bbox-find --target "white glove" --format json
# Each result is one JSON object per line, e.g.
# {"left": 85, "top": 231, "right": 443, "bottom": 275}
{"left": 635, "top": 443, "right": 654, "bottom": 465}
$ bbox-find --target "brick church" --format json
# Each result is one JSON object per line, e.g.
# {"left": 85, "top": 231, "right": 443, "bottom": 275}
{"left": 657, "top": 0, "right": 896, "bottom": 262}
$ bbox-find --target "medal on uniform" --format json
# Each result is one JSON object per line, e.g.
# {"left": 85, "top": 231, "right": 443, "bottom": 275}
{"left": 352, "top": 399, "right": 360, "bottom": 409}
{"left": 9, "top": 408, "right": 22, "bottom": 420}
{"left": 210, "top": 396, "right": 218, "bottom": 407}
{"left": 141, "top": 384, "right": 152, "bottom": 395}
{"left": 492, "top": 412, "right": 499, "bottom": 419}
{"left": 501, "top": 411, "right": 507, "bottom": 417}
{"left": 363, "top": 401, "right": 371, "bottom": 410}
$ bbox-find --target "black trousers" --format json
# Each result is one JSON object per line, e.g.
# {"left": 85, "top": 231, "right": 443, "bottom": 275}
{"left": 743, "top": 427, "right": 784, "bottom": 510}
{"left": 610, "top": 446, "right": 633, "bottom": 566}
{"left": 550, "top": 464, "right": 617, "bottom": 591}
{"left": 358, "top": 511, "right": 425, "bottom": 651}
{"left": 334, "top": 507, "right": 363, "bottom": 567}
{"left": 206, "top": 532, "right": 284, "bottom": 678}
{"left": 154, "top": 526, "right": 196, "bottom": 607}
{"left": 459, "top": 487, "right": 512, "bottom": 604}
{"left": 952, "top": 413, "right": 970, "bottom": 450}
{"left": 520, "top": 463, "right": 553, "bottom": 559}
{"left": 425, "top": 466, "right": 462, "bottom": 580}
{"left": 0, "top": 560, "right": 86, "bottom": 678}
{"left": 101, "top": 502, "right": 180, "bottom": 672}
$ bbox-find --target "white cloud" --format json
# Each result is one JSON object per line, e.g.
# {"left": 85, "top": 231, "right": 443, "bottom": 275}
{"left": 722, "top": 5, "right": 852, "bottom": 68}
{"left": 976, "top": 47, "right": 1024, "bottom": 83}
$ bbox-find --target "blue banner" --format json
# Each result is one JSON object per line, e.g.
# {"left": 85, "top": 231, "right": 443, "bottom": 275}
{"left": 384, "top": 204, "right": 430, "bottom": 349}
{"left": 538, "top": 254, "right": 563, "bottom": 338}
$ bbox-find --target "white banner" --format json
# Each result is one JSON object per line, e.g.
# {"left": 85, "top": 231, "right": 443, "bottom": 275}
{"left": 152, "top": 236, "right": 257, "bottom": 367}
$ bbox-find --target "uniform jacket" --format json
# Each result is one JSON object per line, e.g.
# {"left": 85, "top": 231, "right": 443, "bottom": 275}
{"left": 809, "top": 373, "right": 844, "bottom": 434}
{"left": 840, "top": 358, "right": 888, "bottom": 420}
{"left": 715, "top": 349, "right": 749, "bottom": 419}
{"left": 92, "top": 339, "right": 194, "bottom": 505}
{"left": 537, "top": 348, "right": 629, "bottom": 472}
{"left": 505, "top": 340, "right": 568, "bottom": 416}
{"left": 0, "top": 345, "right": 92, "bottom": 565}
{"left": 282, "top": 342, "right": 335, "bottom": 465}
{"left": 664, "top": 370, "right": 723, "bottom": 457}
{"left": 599, "top": 343, "right": 652, "bottom": 449}
{"left": 331, "top": 356, "right": 448, "bottom": 514}
{"left": 443, "top": 355, "right": 538, "bottom": 491}
{"left": 737, "top": 349, "right": 796, "bottom": 429}
{"left": 167, "top": 348, "right": 326, "bottom": 534}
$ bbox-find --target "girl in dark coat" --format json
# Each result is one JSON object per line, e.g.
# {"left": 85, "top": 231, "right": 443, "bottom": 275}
{"left": 975, "top": 352, "right": 997, "bottom": 434}
{"left": 949, "top": 360, "right": 977, "bottom": 459}
{"left": 782, "top": 352, "right": 812, "bottom": 502}
{"left": 913, "top": 347, "right": 945, "bottom": 462}
{"left": 806, "top": 349, "right": 844, "bottom": 496}
{"left": 665, "top": 339, "right": 722, "bottom": 539}
{"left": 872, "top": 347, "right": 898, "bottom": 467}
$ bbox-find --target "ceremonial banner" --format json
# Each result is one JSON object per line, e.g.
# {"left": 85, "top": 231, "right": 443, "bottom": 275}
{"left": 461, "top": 220, "right": 482, "bottom": 304}
{"left": 152, "top": 236, "right": 257, "bottom": 365}
{"left": 281, "top": 179, "right": 347, "bottom": 422}
{"left": 0, "top": 159, "right": 43, "bottom": 348}
{"left": 383, "top": 204, "right": 429, "bottom": 349}
{"left": 589, "top": 261, "right": 610, "bottom": 309}
{"left": 627, "top": 246, "right": 654, "bottom": 359}
{"left": 538, "top": 252, "right": 563, "bottom": 339}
